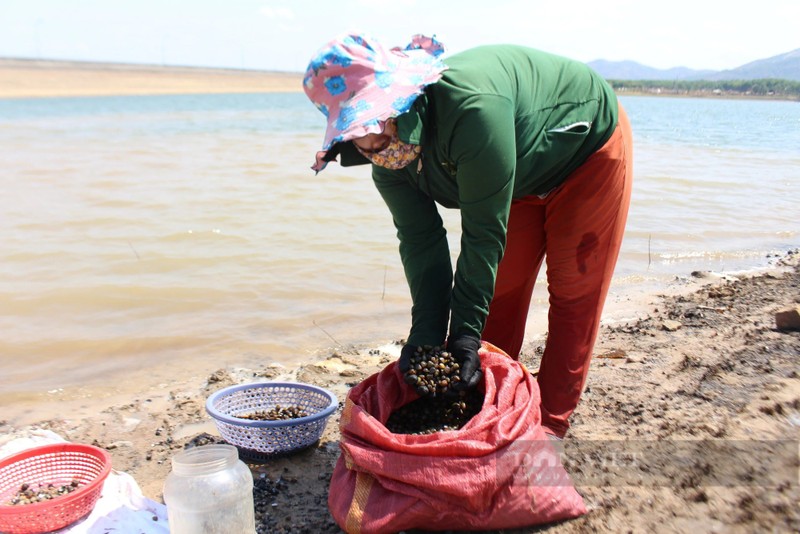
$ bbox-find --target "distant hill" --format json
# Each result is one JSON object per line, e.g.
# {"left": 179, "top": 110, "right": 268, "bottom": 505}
{"left": 588, "top": 48, "right": 800, "bottom": 81}
{"left": 706, "top": 48, "right": 800, "bottom": 81}
{"left": 587, "top": 60, "right": 715, "bottom": 81}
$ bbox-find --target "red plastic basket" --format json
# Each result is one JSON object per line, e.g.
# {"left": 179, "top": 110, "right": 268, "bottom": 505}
{"left": 0, "top": 443, "right": 112, "bottom": 534}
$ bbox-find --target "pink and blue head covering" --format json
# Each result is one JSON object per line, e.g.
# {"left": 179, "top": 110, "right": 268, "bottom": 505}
{"left": 303, "top": 33, "right": 447, "bottom": 172}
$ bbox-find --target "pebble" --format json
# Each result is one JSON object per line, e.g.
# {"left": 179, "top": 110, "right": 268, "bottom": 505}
{"left": 5, "top": 480, "right": 81, "bottom": 505}
{"left": 237, "top": 405, "right": 309, "bottom": 421}
{"left": 403, "top": 345, "right": 461, "bottom": 397}
{"left": 386, "top": 389, "right": 483, "bottom": 435}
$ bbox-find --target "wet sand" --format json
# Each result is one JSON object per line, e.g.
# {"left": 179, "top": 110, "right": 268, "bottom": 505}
{"left": 0, "top": 58, "right": 303, "bottom": 98}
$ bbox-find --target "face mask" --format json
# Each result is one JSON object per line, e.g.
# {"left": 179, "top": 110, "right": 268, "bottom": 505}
{"left": 355, "top": 133, "right": 421, "bottom": 170}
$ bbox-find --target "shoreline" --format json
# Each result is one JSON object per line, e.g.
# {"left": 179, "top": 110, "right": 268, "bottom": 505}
{"left": 2, "top": 58, "right": 796, "bottom": 101}
{"left": 614, "top": 87, "right": 800, "bottom": 101}
{"left": 1, "top": 249, "right": 798, "bottom": 532}
{"left": 0, "top": 258, "right": 750, "bottom": 430}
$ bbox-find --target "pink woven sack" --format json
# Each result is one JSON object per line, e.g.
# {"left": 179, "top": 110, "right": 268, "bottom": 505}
{"left": 329, "top": 342, "right": 586, "bottom": 533}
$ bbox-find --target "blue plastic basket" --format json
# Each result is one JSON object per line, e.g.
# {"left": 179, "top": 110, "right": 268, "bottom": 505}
{"left": 205, "top": 382, "right": 338, "bottom": 459}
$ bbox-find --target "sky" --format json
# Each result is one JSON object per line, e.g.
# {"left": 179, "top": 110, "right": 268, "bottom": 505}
{"left": 1, "top": 0, "right": 798, "bottom": 73}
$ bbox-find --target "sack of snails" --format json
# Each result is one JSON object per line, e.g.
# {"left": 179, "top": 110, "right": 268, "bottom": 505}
{"left": 328, "top": 341, "right": 586, "bottom": 533}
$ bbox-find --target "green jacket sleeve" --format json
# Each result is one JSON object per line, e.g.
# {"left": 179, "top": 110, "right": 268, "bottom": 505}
{"left": 448, "top": 94, "right": 517, "bottom": 338}
{"left": 372, "top": 165, "right": 453, "bottom": 347}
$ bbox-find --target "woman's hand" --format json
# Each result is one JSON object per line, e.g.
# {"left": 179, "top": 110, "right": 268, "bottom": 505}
{"left": 447, "top": 334, "right": 483, "bottom": 390}
{"left": 398, "top": 343, "right": 418, "bottom": 373}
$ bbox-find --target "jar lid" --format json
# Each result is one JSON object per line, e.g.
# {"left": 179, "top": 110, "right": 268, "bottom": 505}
{"left": 171, "top": 444, "right": 239, "bottom": 475}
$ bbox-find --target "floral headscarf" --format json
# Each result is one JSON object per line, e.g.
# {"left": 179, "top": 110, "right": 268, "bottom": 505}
{"left": 303, "top": 33, "right": 447, "bottom": 172}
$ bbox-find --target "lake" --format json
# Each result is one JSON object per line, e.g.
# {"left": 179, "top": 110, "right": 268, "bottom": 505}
{"left": 0, "top": 93, "right": 798, "bottom": 405}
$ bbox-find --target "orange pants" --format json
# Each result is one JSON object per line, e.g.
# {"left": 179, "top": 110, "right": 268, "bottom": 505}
{"left": 482, "top": 105, "right": 633, "bottom": 437}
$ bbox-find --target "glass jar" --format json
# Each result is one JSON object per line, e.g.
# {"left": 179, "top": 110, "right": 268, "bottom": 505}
{"left": 163, "top": 444, "right": 256, "bottom": 534}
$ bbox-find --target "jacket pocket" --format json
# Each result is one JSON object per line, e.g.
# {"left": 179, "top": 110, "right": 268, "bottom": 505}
{"left": 547, "top": 121, "right": 592, "bottom": 134}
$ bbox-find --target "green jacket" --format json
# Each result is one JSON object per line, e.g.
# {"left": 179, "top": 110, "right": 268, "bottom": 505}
{"left": 338, "top": 45, "right": 618, "bottom": 346}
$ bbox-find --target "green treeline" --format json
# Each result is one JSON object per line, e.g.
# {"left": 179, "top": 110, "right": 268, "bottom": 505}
{"left": 609, "top": 79, "right": 800, "bottom": 99}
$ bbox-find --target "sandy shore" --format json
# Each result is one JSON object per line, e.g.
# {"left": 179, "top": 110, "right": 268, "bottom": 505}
{"left": 0, "top": 58, "right": 303, "bottom": 98}
{"left": 2, "top": 250, "right": 798, "bottom": 533}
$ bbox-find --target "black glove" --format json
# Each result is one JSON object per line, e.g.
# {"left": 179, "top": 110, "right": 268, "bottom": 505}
{"left": 398, "top": 343, "right": 418, "bottom": 374}
{"left": 446, "top": 334, "right": 483, "bottom": 391}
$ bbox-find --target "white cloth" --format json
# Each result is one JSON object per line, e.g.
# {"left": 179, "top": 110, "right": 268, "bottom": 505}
{"left": 0, "top": 430, "right": 169, "bottom": 533}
